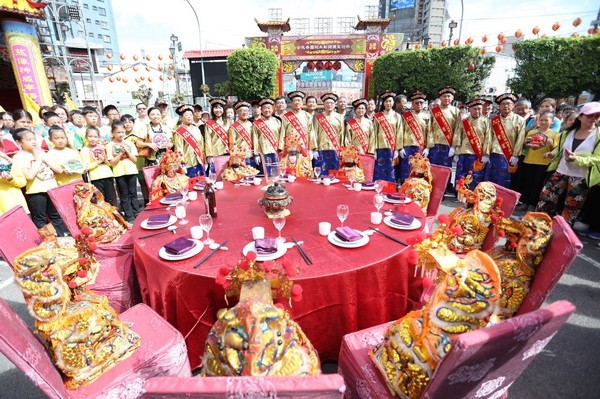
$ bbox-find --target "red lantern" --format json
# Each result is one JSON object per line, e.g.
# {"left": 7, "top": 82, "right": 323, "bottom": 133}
{"left": 140, "top": 76, "right": 145, "bottom": 81}
{"left": 159, "top": 75, "right": 165, "bottom": 81}
{"left": 480, "top": 48, "right": 486, "bottom": 55}
{"left": 324, "top": 61, "right": 333, "bottom": 70}
{"left": 428, "top": 43, "right": 434, "bottom": 48}
{"left": 588, "top": 27, "right": 595, "bottom": 35}
{"left": 541, "top": 33, "right": 548, "bottom": 38}
{"left": 120, "top": 53, "right": 126, "bottom": 60}
{"left": 107, "top": 65, "right": 113, "bottom": 71}
{"left": 515, "top": 29, "right": 523, "bottom": 38}
{"left": 573, "top": 17, "right": 582, "bottom": 27}
{"left": 552, "top": 22, "right": 560, "bottom": 31}
{"left": 500, "top": 37, "right": 507, "bottom": 44}
{"left": 106, "top": 53, "right": 113, "bottom": 59}
{"left": 145, "top": 66, "right": 151, "bottom": 72}
{"left": 468, "top": 63, "right": 475, "bottom": 72}
{"left": 465, "top": 37, "right": 473, "bottom": 45}
{"left": 133, "top": 54, "right": 139, "bottom": 61}
{"left": 146, "top": 55, "right": 151, "bottom": 61}
{"left": 120, "top": 66, "right": 125, "bottom": 72}
{"left": 108, "top": 77, "right": 114, "bottom": 83}
{"left": 316, "top": 61, "right": 324, "bottom": 71}
{"left": 133, "top": 65, "right": 139, "bottom": 72}
{"left": 148, "top": 77, "right": 153, "bottom": 82}
{"left": 572, "top": 33, "right": 580, "bottom": 37}
{"left": 495, "top": 45, "right": 503, "bottom": 53}
{"left": 441, "top": 40, "right": 448, "bottom": 47}
{"left": 497, "top": 32, "right": 505, "bottom": 41}
{"left": 532, "top": 26, "right": 540, "bottom": 35}
{"left": 122, "top": 77, "right": 128, "bottom": 83}
{"left": 333, "top": 61, "right": 342, "bottom": 71}
{"left": 167, "top": 75, "right": 173, "bottom": 80}
{"left": 116, "top": 75, "right": 121, "bottom": 81}
{"left": 169, "top": 64, "right": 174, "bottom": 70}
{"left": 453, "top": 39, "right": 459, "bottom": 46}
{"left": 481, "top": 35, "right": 488, "bottom": 43}
{"left": 158, "top": 65, "right": 163, "bottom": 72}
{"left": 158, "top": 54, "right": 164, "bottom": 60}
{"left": 135, "top": 77, "right": 140, "bottom": 83}
{"left": 415, "top": 44, "right": 421, "bottom": 49}
{"left": 169, "top": 54, "right": 173, "bottom": 60}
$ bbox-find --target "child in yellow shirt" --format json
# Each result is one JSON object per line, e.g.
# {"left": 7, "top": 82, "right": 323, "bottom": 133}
{"left": 46, "top": 125, "right": 85, "bottom": 186}
{"left": 80, "top": 126, "right": 117, "bottom": 206}
{"left": 108, "top": 121, "right": 140, "bottom": 222}
{"left": 0, "top": 147, "right": 28, "bottom": 214}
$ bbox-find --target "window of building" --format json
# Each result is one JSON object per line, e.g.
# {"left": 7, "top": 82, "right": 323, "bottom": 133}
{"left": 103, "top": 35, "right": 111, "bottom": 43}
{"left": 89, "top": 32, "right": 94, "bottom": 37}
{"left": 95, "top": 20, "right": 100, "bottom": 25}
{"left": 101, "top": 21, "right": 108, "bottom": 29}
{"left": 86, "top": 18, "right": 91, "bottom": 23}
{"left": 98, "top": 7, "right": 106, "bottom": 16}
{"left": 83, "top": 4, "right": 88, "bottom": 9}
{"left": 92, "top": 6, "right": 97, "bottom": 11}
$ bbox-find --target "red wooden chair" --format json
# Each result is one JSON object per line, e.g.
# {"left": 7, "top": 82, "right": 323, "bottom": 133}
{"left": 337, "top": 300, "right": 575, "bottom": 399}
{"left": 142, "top": 165, "right": 160, "bottom": 195}
{"left": 0, "top": 206, "right": 42, "bottom": 267}
{"left": 359, "top": 154, "right": 375, "bottom": 183}
{"left": 0, "top": 299, "right": 191, "bottom": 399}
{"left": 142, "top": 374, "right": 346, "bottom": 399}
{"left": 427, "top": 164, "right": 452, "bottom": 217}
{"left": 48, "top": 180, "right": 138, "bottom": 313}
{"left": 480, "top": 183, "right": 521, "bottom": 251}
{"left": 212, "top": 155, "right": 230, "bottom": 181}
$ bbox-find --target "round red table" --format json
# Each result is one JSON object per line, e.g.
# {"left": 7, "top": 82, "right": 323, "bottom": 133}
{"left": 133, "top": 178, "right": 424, "bottom": 369}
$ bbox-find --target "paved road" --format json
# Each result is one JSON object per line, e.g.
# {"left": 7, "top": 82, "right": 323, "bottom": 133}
{"left": 1, "top": 199, "right": 599, "bottom": 398}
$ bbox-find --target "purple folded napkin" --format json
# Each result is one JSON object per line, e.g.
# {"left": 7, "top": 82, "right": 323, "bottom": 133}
{"left": 164, "top": 237, "right": 196, "bottom": 255}
{"left": 386, "top": 194, "right": 405, "bottom": 201}
{"left": 165, "top": 193, "right": 183, "bottom": 202}
{"left": 147, "top": 214, "right": 171, "bottom": 226}
{"left": 242, "top": 176, "right": 255, "bottom": 183}
{"left": 391, "top": 213, "right": 415, "bottom": 226}
{"left": 254, "top": 238, "right": 278, "bottom": 255}
{"left": 362, "top": 182, "right": 375, "bottom": 187}
{"left": 194, "top": 182, "right": 206, "bottom": 189}
{"left": 335, "top": 226, "right": 362, "bottom": 242}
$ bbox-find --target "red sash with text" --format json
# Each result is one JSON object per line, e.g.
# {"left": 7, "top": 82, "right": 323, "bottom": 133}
{"left": 461, "top": 118, "right": 483, "bottom": 160}
{"left": 431, "top": 105, "right": 454, "bottom": 146}
{"left": 253, "top": 118, "right": 278, "bottom": 151}
{"left": 347, "top": 118, "right": 369, "bottom": 153}
{"left": 401, "top": 111, "right": 425, "bottom": 149}
{"left": 206, "top": 120, "right": 229, "bottom": 152}
{"left": 175, "top": 126, "right": 204, "bottom": 163}
{"left": 316, "top": 113, "right": 341, "bottom": 152}
{"left": 374, "top": 112, "right": 396, "bottom": 150}
{"left": 283, "top": 111, "right": 308, "bottom": 149}
{"left": 231, "top": 121, "right": 253, "bottom": 150}
{"left": 491, "top": 115, "right": 514, "bottom": 162}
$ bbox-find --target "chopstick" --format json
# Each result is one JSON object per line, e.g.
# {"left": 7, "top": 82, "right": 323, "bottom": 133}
{"left": 292, "top": 237, "right": 312, "bottom": 265}
{"left": 368, "top": 226, "right": 409, "bottom": 246}
{"left": 139, "top": 229, "right": 176, "bottom": 239}
{"left": 143, "top": 206, "right": 169, "bottom": 212}
{"left": 193, "top": 240, "right": 228, "bottom": 268}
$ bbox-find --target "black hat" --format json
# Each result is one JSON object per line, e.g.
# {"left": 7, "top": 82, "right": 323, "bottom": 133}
{"left": 175, "top": 104, "right": 194, "bottom": 116}
{"left": 352, "top": 98, "right": 368, "bottom": 109}
{"left": 233, "top": 101, "right": 251, "bottom": 110}
{"left": 259, "top": 98, "right": 275, "bottom": 106}
{"left": 155, "top": 98, "right": 168, "bottom": 106}
{"left": 320, "top": 93, "right": 339, "bottom": 103}
{"left": 410, "top": 91, "right": 427, "bottom": 101}
{"left": 438, "top": 87, "right": 456, "bottom": 96}
{"left": 379, "top": 90, "right": 396, "bottom": 101}
{"left": 250, "top": 100, "right": 261, "bottom": 107}
{"left": 209, "top": 98, "right": 227, "bottom": 108}
{"left": 466, "top": 98, "right": 485, "bottom": 107}
{"left": 495, "top": 93, "right": 518, "bottom": 105}
{"left": 193, "top": 104, "right": 203, "bottom": 111}
{"left": 287, "top": 91, "right": 306, "bottom": 100}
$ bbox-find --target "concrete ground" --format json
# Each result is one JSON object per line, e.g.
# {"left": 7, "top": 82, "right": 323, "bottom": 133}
{"left": 1, "top": 198, "right": 599, "bottom": 398}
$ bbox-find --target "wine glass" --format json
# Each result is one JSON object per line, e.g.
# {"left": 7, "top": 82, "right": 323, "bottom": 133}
{"left": 199, "top": 214, "right": 214, "bottom": 245}
{"left": 373, "top": 194, "right": 384, "bottom": 213}
{"left": 314, "top": 166, "right": 322, "bottom": 180}
{"left": 347, "top": 170, "right": 356, "bottom": 190}
{"left": 374, "top": 180, "right": 384, "bottom": 194}
{"left": 267, "top": 162, "right": 279, "bottom": 185}
{"left": 273, "top": 216, "right": 286, "bottom": 244}
{"left": 278, "top": 161, "right": 287, "bottom": 182}
{"left": 180, "top": 185, "right": 189, "bottom": 202}
{"left": 337, "top": 204, "right": 349, "bottom": 227}
{"left": 175, "top": 201, "right": 188, "bottom": 225}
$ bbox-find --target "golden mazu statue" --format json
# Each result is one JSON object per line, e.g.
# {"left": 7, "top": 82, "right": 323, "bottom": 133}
{"left": 280, "top": 133, "right": 312, "bottom": 177}
{"left": 221, "top": 146, "right": 260, "bottom": 181}
{"left": 201, "top": 254, "right": 320, "bottom": 377}
{"left": 13, "top": 233, "right": 140, "bottom": 389}
{"left": 398, "top": 153, "right": 433, "bottom": 212}
{"left": 446, "top": 179, "right": 500, "bottom": 254}
{"left": 370, "top": 240, "right": 501, "bottom": 399}
{"left": 487, "top": 212, "right": 553, "bottom": 320}
{"left": 339, "top": 145, "right": 365, "bottom": 183}
{"left": 74, "top": 183, "right": 128, "bottom": 243}
{"left": 150, "top": 149, "right": 189, "bottom": 195}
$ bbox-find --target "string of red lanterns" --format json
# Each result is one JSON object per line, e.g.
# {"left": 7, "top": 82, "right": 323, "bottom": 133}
{"left": 305, "top": 60, "right": 343, "bottom": 72}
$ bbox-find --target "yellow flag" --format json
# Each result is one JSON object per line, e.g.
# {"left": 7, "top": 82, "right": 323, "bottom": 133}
{"left": 23, "top": 93, "right": 42, "bottom": 126}
{"left": 65, "top": 94, "right": 78, "bottom": 111}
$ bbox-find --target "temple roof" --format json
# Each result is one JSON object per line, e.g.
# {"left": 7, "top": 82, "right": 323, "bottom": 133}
{"left": 0, "top": 0, "right": 47, "bottom": 19}
{"left": 354, "top": 16, "right": 391, "bottom": 31}
{"left": 255, "top": 18, "right": 291, "bottom": 33}
{"left": 183, "top": 49, "right": 236, "bottom": 59}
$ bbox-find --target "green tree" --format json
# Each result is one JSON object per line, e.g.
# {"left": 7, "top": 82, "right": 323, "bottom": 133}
{"left": 131, "top": 84, "right": 153, "bottom": 105}
{"left": 372, "top": 46, "right": 495, "bottom": 102}
{"left": 227, "top": 47, "right": 279, "bottom": 100}
{"left": 213, "top": 81, "right": 232, "bottom": 97}
{"left": 508, "top": 35, "right": 600, "bottom": 105}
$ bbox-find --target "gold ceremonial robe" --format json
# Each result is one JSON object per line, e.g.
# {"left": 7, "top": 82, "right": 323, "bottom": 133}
{"left": 455, "top": 116, "right": 491, "bottom": 155}
{"left": 487, "top": 112, "right": 526, "bottom": 157}
{"left": 427, "top": 105, "right": 461, "bottom": 147}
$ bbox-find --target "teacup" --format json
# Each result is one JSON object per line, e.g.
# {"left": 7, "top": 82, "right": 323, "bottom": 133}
{"left": 252, "top": 226, "right": 265, "bottom": 240}
{"left": 215, "top": 181, "right": 224, "bottom": 190}
{"left": 190, "top": 226, "right": 203, "bottom": 239}
{"left": 187, "top": 191, "right": 198, "bottom": 201}
{"left": 288, "top": 175, "right": 296, "bottom": 183}
{"left": 254, "top": 178, "right": 262, "bottom": 186}
{"left": 323, "top": 179, "right": 331, "bottom": 187}
{"left": 370, "top": 212, "right": 382, "bottom": 225}
{"left": 353, "top": 183, "right": 362, "bottom": 192}
{"left": 319, "top": 222, "right": 331, "bottom": 236}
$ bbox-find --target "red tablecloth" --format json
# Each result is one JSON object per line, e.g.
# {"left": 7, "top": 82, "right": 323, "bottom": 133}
{"left": 133, "top": 178, "right": 424, "bottom": 370}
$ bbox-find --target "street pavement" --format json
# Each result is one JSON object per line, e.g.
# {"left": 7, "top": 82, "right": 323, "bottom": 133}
{"left": 1, "top": 199, "right": 599, "bottom": 398}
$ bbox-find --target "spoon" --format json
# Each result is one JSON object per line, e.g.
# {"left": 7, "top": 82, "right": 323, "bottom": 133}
{"left": 139, "top": 225, "right": 177, "bottom": 239}
{"left": 209, "top": 242, "right": 229, "bottom": 251}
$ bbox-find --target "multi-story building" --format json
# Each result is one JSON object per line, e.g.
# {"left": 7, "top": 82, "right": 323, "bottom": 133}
{"left": 379, "top": 0, "right": 450, "bottom": 45}
{"left": 77, "top": 0, "right": 120, "bottom": 65}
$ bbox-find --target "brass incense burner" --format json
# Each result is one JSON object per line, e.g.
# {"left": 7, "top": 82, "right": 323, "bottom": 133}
{"left": 258, "top": 183, "right": 293, "bottom": 218}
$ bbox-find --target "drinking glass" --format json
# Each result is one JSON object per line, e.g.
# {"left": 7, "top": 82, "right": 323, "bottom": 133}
{"left": 314, "top": 166, "right": 322, "bottom": 180}
{"left": 278, "top": 161, "right": 287, "bottom": 181}
{"left": 273, "top": 216, "right": 286, "bottom": 244}
{"left": 175, "top": 201, "right": 188, "bottom": 225}
{"left": 180, "top": 185, "right": 189, "bottom": 202}
{"left": 374, "top": 180, "right": 384, "bottom": 194}
{"left": 267, "top": 162, "right": 279, "bottom": 185}
{"left": 337, "top": 204, "right": 349, "bottom": 227}
{"left": 199, "top": 214, "right": 214, "bottom": 245}
{"left": 347, "top": 170, "right": 356, "bottom": 190}
{"left": 373, "top": 194, "right": 384, "bottom": 213}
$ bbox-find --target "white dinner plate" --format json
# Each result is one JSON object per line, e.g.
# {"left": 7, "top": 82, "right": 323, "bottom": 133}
{"left": 327, "top": 229, "right": 370, "bottom": 248}
{"left": 140, "top": 215, "right": 177, "bottom": 230}
{"left": 242, "top": 241, "right": 288, "bottom": 261}
{"left": 383, "top": 195, "right": 412, "bottom": 204}
{"left": 361, "top": 184, "right": 377, "bottom": 191}
{"left": 316, "top": 178, "right": 340, "bottom": 184}
{"left": 383, "top": 216, "right": 422, "bottom": 230}
{"left": 159, "top": 239, "right": 204, "bottom": 261}
{"left": 160, "top": 196, "right": 184, "bottom": 205}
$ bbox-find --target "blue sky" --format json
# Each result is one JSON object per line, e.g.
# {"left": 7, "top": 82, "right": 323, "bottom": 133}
{"left": 112, "top": 0, "right": 598, "bottom": 57}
